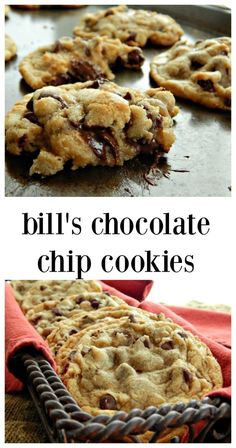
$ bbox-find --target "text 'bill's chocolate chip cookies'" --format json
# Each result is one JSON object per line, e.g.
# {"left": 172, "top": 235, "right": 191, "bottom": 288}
{"left": 5, "top": 80, "right": 179, "bottom": 177}
{"left": 74, "top": 5, "right": 184, "bottom": 48}
{"left": 150, "top": 37, "right": 231, "bottom": 110}
{"left": 19, "top": 35, "right": 144, "bottom": 90}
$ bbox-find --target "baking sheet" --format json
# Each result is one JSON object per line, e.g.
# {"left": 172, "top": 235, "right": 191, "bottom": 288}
{"left": 5, "top": 5, "right": 231, "bottom": 197}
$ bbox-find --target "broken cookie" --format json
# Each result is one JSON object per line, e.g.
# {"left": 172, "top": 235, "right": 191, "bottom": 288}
{"left": 19, "top": 35, "right": 144, "bottom": 89}
{"left": 5, "top": 80, "right": 179, "bottom": 177}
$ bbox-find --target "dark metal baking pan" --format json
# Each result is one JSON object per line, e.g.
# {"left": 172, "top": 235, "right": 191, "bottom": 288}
{"left": 8, "top": 351, "right": 231, "bottom": 443}
{"left": 5, "top": 5, "right": 231, "bottom": 197}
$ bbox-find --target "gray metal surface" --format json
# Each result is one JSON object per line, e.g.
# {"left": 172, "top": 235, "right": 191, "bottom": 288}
{"left": 5, "top": 5, "right": 231, "bottom": 197}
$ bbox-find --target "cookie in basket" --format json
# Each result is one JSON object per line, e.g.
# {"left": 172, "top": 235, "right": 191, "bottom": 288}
{"left": 5, "top": 80, "right": 178, "bottom": 177}
{"left": 19, "top": 35, "right": 144, "bottom": 89}
{"left": 74, "top": 5, "right": 183, "bottom": 47}
{"left": 11, "top": 280, "right": 102, "bottom": 313}
{"left": 47, "top": 305, "right": 165, "bottom": 356}
{"left": 150, "top": 37, "right": 231, "bottom": 110}
{"left": 25, "top": 291, "right": 126, "bottom": 337}
{"left": 56, "top": 311, "right": 223, "bottom": 415}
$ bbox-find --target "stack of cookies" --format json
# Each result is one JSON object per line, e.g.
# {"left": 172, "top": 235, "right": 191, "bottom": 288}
{"left": 11, "top": 280, "right": 223, "bottom": 418}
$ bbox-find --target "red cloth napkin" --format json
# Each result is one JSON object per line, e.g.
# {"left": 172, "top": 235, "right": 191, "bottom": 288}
{"left": 5, "top": 283, "right": 56, "bottom": 392}
{"left": 6, "top": 281, "right": 231, "bottom": 403}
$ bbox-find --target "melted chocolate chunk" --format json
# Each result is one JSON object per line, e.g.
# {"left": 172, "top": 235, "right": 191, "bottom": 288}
{"left": 40, "top": 285, "right": 47, "bottom": 291}
{"left": 53, "top": 40, "right": 64, "bottom": 53}
{"left": 125, "top": 32, "right": 137, "bottom": 43}
{"left": 51, "top": 73, "right": 74, "bottom": 86}
{"left": 86, "top": 79, "right": 104, "bottom": 89}
{"left": 69, "top": 329, "right": 78, "bottom": 336}
{"left": 128, "top": 314, "right": 137, "bottom": 323}
{"left": 100, "top": 394, "right": 117, "bottom": 410}
{"left": 104, "top": 10, "right": 114, "bottom": 17}
{"left": 80, "top": 127, "right": 119, "bottom": 163}
{"left": 197, "top": 79, "right": 215, "bottom": 92}
{"left": 26, "top": 97, "right": 34, "bottom": 112}
{"left": 76, "top": 296, "right": 85, "bottom": 305}
{"left": 37, "top": 92, "right": 68, "bottom": 109}
{"left": 143, "top": 337, "right": 151, "bottom": 349}
{"left": 135, "top": 138, "right": 159, "bottom": 154}
{"left": 127, "top": 49, "right": 144, "bottom": 67}
{"left": 70, "top": 60, "right": 104, "bottom": 81}
{"left": 23, "top": 111, "right": 39, "bottom": 125}
{"left": 91, "top": 299, "right": 99, "bottom": 309}
{"left": 183, "top": 369, "right": 193, "bottom": 384}
{"left": 123, "top": 91, "right": 132, "bottom": 100}
{"left": 161, "top": 341, "right": 174, "bottom": 350}
{"left": 51, "top": 308, "right": 63, "bottom": 316}
{"left": 190, "top": 59, "right": 203, "bottom": 70}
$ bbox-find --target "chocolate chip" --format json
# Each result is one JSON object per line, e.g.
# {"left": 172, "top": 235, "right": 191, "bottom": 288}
{"left": 23, "top": 111, "right": 39, "bottom": 125}
{"left": 37, "top": 92, "right": 68, "bottom": 109}
{"left": 40, "top": 285, "right": 47, "bottom": 291}
{"left": 84, "top": 46, "right": 91, "bottom": 57}
{"left": 76, "top": 296, "right": 85, "bottom": 304}
{"left": 99, "top": 394, "right": 117, "bottom": 410}
{"left": 69, "top": 329, "right": 78, "bottom": 336}
{"left": 26, "top": 97, "right": 34, "bottom": 112}
{"left": 135, "top": 138, "right": 159, "bottom": 154}
{"left": 128, "top": 314, "right": 137, "bottom": 323}
{"left": 127, "top": 49, "right": 144, "bottom": 68}
{"left": 42, "top": 328, "right": 51, "bottom": 337}
{"left": 178, "top": 331, "right": 187, "bottom": 339}
{"left": 79, "top": 127, "right": 119, "bottom": 163}
{"left": 197, "top": 79, "right": 215, "bottom": 92}
{"left": 51, "top": 72, "right": 74, "bottom": 86}
{"left": 91, "top": 299, "right": 99, "bottom": 309}
{"left": 161, "top": 341, "right": 174, "bottom": 350}
{"left": 51, "top": 308, "right": 63, "bottom": 316}
{"left": 125, "top": 32, "right": 137, "bottom": 43}
{"left": 183, "top": 369, "right": 193, "bottom": 384}
{"left": 190, "top": 59, "right": 203, "bottom": 70}
{"left": 81, "top": 346, "right": 91, "bottom": 356}
{"left": 70, "top": 60, "right": 104, "bottom": 81}
{"left": 53, "top": 40, "right": 64, "bottom": 53}
{"left": 123, "top": 91, "right": 132, "bottom": 100}
{"left": 143, "top": 337, "right": 151, "bottom": 348}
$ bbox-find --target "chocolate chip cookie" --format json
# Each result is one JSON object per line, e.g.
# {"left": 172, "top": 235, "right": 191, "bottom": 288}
{"left": 74, "top": 5, "right": 183, "bottom": 48}
{"left": 5, "top": 35, "right": 17, "bottom": 62}
{"left": 19, "top": 35, "right": 144, "bottom": 89}
{"left": 11, "top": 280, "right": 102, "bottom": 313}
{"left": 150, "top": 37, "right": 231, "bottom": 110}
{"left": 5, "top": 80, "right": 178, "bottom": 177}
{"left": 47, "top": 306, "right": 164, "bottom": 356}
{"left": 25, "top": 292, "right": 125, "bottom": 337}
{"left": 56, "top": 313, "right": 223, "bottom": 414}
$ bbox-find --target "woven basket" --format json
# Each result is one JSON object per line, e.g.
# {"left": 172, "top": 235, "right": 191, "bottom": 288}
{"left": 8, "top": 349, "right": 231, "bottom": 443}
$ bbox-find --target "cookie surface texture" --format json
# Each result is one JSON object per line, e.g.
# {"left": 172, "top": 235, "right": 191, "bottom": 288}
{"left": 6, "top": 80, "right": 178, "bottom": 176}
{"left": 150, "top": 37, "right": 231, "bottom": 110}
